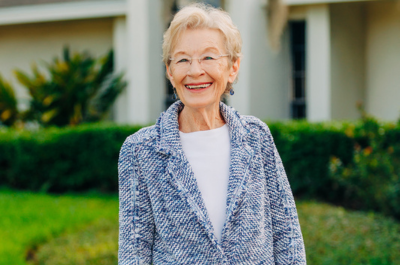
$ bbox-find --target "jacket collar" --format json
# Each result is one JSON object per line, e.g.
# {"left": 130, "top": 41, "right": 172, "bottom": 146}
{"left": 155, "top": 100, "right": 252, "bottom": 156}
{"left": 155, "top": 100, "right": 255, "bottom": 249}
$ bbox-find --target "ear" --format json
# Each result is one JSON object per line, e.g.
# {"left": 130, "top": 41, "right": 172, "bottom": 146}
{"left": 228, "top": 58, "right": 241, "bottom": 83}
{"left": 166, "top": 64, "right": 176, "bottom": 87}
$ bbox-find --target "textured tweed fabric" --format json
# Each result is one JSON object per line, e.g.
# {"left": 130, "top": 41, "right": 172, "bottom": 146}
{"left": 118, "top": 101, "right": 306, "bottom": 264}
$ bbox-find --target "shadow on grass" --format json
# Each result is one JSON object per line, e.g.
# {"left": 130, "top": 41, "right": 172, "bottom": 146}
{"left": 28, "top": 218, "right": 117, "bottom": 265}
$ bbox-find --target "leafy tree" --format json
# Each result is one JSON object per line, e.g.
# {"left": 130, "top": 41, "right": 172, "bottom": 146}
{"left": 14, "top": 47, "right": 126, "bottom": 127}
{"left": 0, "top": 75, "right": 18, "bottom": 127}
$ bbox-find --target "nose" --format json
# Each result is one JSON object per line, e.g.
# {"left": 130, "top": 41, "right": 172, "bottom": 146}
{"left": 187, "top": 58, "right": 204, "bottom": 76}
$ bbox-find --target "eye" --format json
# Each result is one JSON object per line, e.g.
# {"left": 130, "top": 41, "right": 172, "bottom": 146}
{"left": 203, "top": 56, "right": 215, "bottom": 60}
{"left": 177, "top": 58, "right": 189, "bottom": 63}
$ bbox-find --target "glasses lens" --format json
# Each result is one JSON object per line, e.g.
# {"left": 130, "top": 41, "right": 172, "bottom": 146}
{"left": 201, "top": 58, "right": 216, "bottom": 69}
{"left": 172, "top": 56, "right": 189, "bottom": 71}
{"left": 172, "top": 54, "right": 224, "bottom": 71}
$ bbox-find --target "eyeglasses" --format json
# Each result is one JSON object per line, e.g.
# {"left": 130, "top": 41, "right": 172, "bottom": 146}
{"left": 169, "top": 54, "right": 229, "bottom": 71}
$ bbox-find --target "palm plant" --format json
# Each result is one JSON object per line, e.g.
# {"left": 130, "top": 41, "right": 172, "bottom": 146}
{"left": 14, "top": 47, "right": 126, "bottom": 127}
{"left": 0, "top": 75, "right": 19, "bottom": 127}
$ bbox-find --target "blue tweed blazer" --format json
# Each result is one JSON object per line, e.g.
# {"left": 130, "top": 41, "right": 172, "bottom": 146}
{"left": 118, "top": 101, "right": 306, "bottom": 264}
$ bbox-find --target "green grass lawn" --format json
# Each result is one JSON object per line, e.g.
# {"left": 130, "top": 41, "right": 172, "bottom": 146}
{"left": 299, "top": 201, "right": 400, "bottom": 265}
{"left": 1, "top": 189, "right": 400, "bottom": 265}
{"left": 0, "top": 188, "right": 118, "bottom": 265}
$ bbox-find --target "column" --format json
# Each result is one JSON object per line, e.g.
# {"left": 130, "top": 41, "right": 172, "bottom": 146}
{"left": 306, "top": 4, "right": 331, "bottom": 121}
{"left": 226, "top": 0, "right": 251, "bottom": 115}
{"left": 113, "top": 16, "right": 128, "bottom": 124}
{"left": 125, "top": 0, "right": 151, "bottom": 124}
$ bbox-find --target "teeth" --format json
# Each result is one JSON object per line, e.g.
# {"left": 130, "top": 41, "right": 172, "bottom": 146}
{"left": 186, "top": 83, "right": 211, "bottom": 89}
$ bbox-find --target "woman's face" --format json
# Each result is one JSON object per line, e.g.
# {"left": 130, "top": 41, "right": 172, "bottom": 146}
{"left": 166, "top": 28, "right": 240, "bottom": 111}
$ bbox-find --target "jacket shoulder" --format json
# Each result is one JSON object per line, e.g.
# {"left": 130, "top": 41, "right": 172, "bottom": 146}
{"left": 239, "top": 115, "right": 276, "bottom": 156}
{"left": 241, "top": 115, "right": 272, "bottom": 137}
{"left": 118, "top": 125, "right": 159, "bottom": 179}
{"left": 122, "top": 124, "right": 159, "bottom": 149}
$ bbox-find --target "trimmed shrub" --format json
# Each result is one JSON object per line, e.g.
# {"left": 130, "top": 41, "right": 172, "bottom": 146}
{"left": 0, "top": 123, "right": 141, "bottom": 192}
{"left": 268, "top": 121, "right": 354, "bottom": 199}
{"left": 0, "top": 121, "right": 355, "bottom": 195}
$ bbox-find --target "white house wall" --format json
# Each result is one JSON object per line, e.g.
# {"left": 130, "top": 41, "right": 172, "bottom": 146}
{"left": 365, "top": 0, "right": 400, "bottom": 121}
{"left": 0, "top": 18, "right": 113, "bottom": 110}
{"left": 2, "top": 0, "right": 399, "bottom": 124}
{"left": 330, "top": 2, "right": 366, "bottom": 120}
{"left": 247, "top": 3, "right": 291, "bottom": 121}
{"left": 227, "top": 0, "right": 291, "bottom": 120}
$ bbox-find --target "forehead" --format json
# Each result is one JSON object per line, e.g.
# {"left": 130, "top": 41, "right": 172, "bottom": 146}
{"left": 172, "top": 28, "right": 225, "bottom": 56}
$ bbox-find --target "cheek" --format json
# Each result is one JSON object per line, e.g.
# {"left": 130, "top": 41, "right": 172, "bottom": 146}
{"left": 170, "top": 71, "right": 184, "bottom": 87}
{"left": 212, "top": 61, "right": 228, "bottom": 81}
{"left": 216, "top": 60, "right": 226, "bottom": 73}
{"left": 213, "top": 61, "right": 231, "bottom": 88}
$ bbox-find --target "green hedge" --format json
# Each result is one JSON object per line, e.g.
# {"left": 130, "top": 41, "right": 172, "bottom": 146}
{"left": 269, "top": 121, "right": 355, "bottom": 199}
{"left": 0, "top": 123, "right": 141, "bottom": 192}
{"left": 0, "top": 121, "right": 354, "bottom": 195}
{"left": 0, "top": 121, "right": 399, "bottom": 218}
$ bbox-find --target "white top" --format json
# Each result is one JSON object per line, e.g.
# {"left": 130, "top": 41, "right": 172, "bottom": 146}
{"left": 179, "top": 124, "right": 231, "bottom": 242}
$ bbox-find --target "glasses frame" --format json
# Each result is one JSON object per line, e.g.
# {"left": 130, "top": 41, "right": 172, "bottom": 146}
{"left": 169, "top": 54, "right": 230, "bottom": 67}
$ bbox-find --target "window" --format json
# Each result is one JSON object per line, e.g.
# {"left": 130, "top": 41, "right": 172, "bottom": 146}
{"left": 289, "top": 21, "right": 306, "bottom": 119}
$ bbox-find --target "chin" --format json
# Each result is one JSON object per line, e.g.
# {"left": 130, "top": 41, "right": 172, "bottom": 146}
{"left": 182, "top": 98, "right": 218, "bottom": 110}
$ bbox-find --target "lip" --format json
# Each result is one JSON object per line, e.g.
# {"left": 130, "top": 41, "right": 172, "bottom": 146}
{"left": 185, "top": 82, "right": 212, "bottom": 86}
{"left": 184, "top": 82, "right": 213, "bottom": 92}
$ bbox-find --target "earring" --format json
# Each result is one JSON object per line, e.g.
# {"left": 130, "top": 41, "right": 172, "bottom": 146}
{"left": 229, "top": 88, "right": 235, "bottom": 96}
{"left": 173, "top": 88, "right": 178, "bottom": 100}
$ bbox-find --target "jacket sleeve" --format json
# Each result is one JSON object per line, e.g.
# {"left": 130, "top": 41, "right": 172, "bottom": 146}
{"left": 264, "top": 130, "right": 307, "bottom": 264}
{"left": 118, "top": 137, "right": 155, "bottom": 265}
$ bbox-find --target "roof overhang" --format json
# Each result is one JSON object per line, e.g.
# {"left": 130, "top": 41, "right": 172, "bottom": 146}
{"left": 260, "top": 0, "right": 376, "bottom": 6}
{"left": 0, "top": 0, "right": 127, "bottom": 26}
{"left": 286, "top": 0, "right": 376, "bottom": 5}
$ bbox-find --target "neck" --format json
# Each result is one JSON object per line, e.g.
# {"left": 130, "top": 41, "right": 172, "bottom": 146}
{"left": 178, "top": 102, "right": 225, "bottom": 133}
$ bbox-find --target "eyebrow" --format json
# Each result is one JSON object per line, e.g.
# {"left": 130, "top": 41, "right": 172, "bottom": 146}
{"left": 172, "top": 47, "right": 220, "bottom": 57}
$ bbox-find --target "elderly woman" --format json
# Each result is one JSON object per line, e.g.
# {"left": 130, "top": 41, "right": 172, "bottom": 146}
{"left": 118, "top": 3, "right": 306, "bottom": 264}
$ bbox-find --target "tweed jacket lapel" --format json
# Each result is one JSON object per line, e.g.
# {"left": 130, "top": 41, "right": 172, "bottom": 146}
{"left": 156, "top": 101, "right": 216, "bottom": 246}
{"left": 218, "top": 102, "right": 254, "bottom": 243}
{"left": 155, "top": 101, "right": 254, "bottom": 246}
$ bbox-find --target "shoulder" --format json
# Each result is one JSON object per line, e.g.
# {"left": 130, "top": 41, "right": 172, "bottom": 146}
{"left": 118, "top": 125, "right": 161, "bottom": 179}
{"left": 220, "top": 102, "right": 272, "bottom": 138}
{"left": 241, "top": 115, "right": 273, "bottom": 139}
{"left": 120, "top": 125, "right": 159, "bottom": 154}
{"left": 238, "top": 114, "right": 277, "bottom": 158}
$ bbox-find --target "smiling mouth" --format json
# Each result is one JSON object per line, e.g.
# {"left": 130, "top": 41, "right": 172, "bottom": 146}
{"left": 185, "top": 83, "right": 212, "bottom": 90}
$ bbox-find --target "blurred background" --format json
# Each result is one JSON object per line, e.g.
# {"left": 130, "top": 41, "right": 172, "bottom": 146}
{"left": 0, "top": 0, "right": 399, "bottom": 264}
